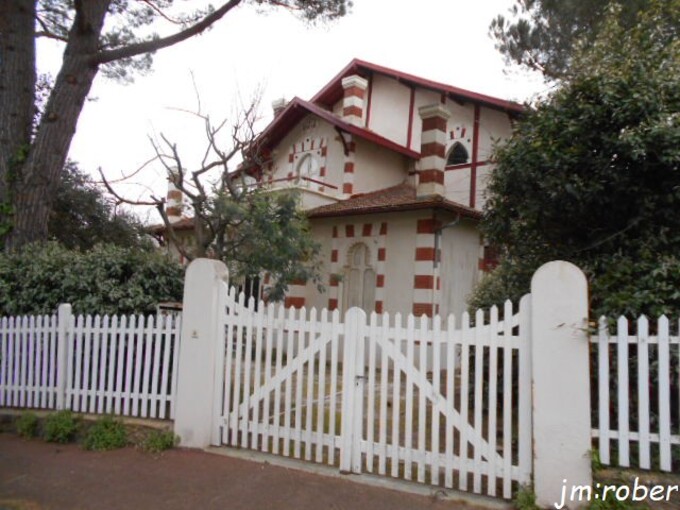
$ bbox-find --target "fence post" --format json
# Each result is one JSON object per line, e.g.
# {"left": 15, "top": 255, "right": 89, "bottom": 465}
{"left": 531, "top": 261, "right": 592, "bottom": 509}
{"left": 55, "top": 303, "right": 72, "bottom": 410}
{"left": 174, "top": 259, "right": 229, "bottom": 448}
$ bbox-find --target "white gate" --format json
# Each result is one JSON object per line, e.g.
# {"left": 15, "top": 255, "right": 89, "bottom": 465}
{"left": 214, "top": 283, "right": 532, "bottom": 499}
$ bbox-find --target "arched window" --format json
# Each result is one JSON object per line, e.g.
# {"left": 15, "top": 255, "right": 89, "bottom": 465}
{"left": 296, "top": 153, "right": 320, "bottom": 186}
{"left": 446, "top": 142, "right": 469, "bottom": 166}
{"left": 343, "top": 243, "right": 376, "bottom": 313}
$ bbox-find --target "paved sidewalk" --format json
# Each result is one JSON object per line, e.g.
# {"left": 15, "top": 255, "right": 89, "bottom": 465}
{"left": 0, "top": 434, "right": 494, "bottom": 510}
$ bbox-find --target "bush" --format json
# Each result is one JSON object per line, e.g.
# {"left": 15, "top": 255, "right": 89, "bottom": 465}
{"left": 139, "top": 429, "right": 178, "bottom": 453}
{"left": 82, "top": 416, "right": 128, "bottom": 451}
{"left": 0, "top": 242, "right": 184, "bottom": 316}
{"left": 15, "top": 412, "right": 39, "bottom": 438}
{"left": 43, "top": 410, "right": 78, "bottom": 443}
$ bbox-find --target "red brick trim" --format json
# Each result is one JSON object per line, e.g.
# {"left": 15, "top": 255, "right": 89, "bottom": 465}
{"left": 330, "top": 274, "right": 340, "bottom": 287}
{"left": 343, "top": 105, "right": 363, "bottom": 117}
{"left": 415, "top": 247, "right": 436, "bottom": 261}
{"left": 413, "top": 303, "right": 434, "bottom": 317}
{"left": 319, "top": 166, "right": 326, "bottom": 177}
{"left": 166, "top": 206, "right": 182, "bottom": 217}
{"left": 345, "top": 224, "right": 355, "bottom": 238}
{"left": 377, "top": 248, "right": 386, "bottom": 261}
{"left": 331, "top": 249, "right": 338, "bottom": 263}
{"left": 344, "top": 162, "right": 355, "bottom": 173}
{"left": 343, "top": 183, "right": 353, "bottom": 194}
{"left": 290, "top": 278, "right": 306, "bottom": 286}
{"left": 380, "top": 222, "right": 388, "bottom": 235}
{"left": 414, "top": 275, "right": 434, "bottom": 289}
{"left": 419, "top": 169, "right": 445, "bottom": 185}
{"left": 376, "top": 274, "right": 385, "bottom": 288}
{"left": 422, "top": 117, "right": 447, "bottom": 132}
{"left": 362, "top": 224, "right": 372, "bottom": 236}
{"left": 167, "top": 190, "right": 182, "bottom": 201}
{"left": 285, "top": 297, "right": 305, "bottom": 309}
{"left": 332, "top": 226, "right": 338, "bottom": 238}
{"left": 328, "top": 298, "right": 338, "bottom": 310}
{"left": 375, "top": 301, "right": 384, "bottom": 314}
{"left": 417, "top": 218, "right": 437, "bottom": 234}
{"left": 420, "top": 142, "right": 446, "bottom": 158}
{"left": 288, "top": 153, "right": 294, "bottom": 163}
{"left": 321, "top": 146, "right": 327, "bottom": 157}
{"left": 344, "top": 86, "right": 366, "bottom": 99}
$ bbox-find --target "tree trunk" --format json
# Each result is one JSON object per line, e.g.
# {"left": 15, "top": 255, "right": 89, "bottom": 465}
{"left": 3, "top": 3, "right": 111, "bottom": 251}
{"left": 0, "top": 1, "right": 36, "bottom": 241}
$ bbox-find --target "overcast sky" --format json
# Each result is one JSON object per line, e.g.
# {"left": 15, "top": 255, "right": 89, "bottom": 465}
{"left": 38, "top": 0, "right": 546, "bottom": 222}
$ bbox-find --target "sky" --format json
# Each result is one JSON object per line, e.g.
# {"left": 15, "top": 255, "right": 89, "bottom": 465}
{"left": 38, "top": 0, "right": 547, "bottom": 222}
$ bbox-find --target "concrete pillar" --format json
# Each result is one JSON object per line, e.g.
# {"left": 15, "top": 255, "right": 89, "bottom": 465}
{"left": 341, "top": 75, "right": 368, "bottom": 127}
{"left": 417, "top": 104, "right": 450, "bottom": 198}
{"left": 531, "top": 261, "right": 592, "bottom": 509}
{"left": 174, "top": 258, "right": 229, "bottom": 448}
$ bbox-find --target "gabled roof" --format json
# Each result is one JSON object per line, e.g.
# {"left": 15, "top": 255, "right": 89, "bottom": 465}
{"left": 312, "top": 58, "right": 524, "bottom": 115}
{"left": 256, "top": 97, "right": 420, "bottom": 159}
{"left": 307, "top": 182, "right": 482, "bottom": 220}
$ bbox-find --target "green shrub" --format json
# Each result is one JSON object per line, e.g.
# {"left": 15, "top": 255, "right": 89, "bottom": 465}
{"left": 43, "top": 410, "right": 78, "bottom": 443}
{"left": 82, "top": 416, "right": 128, "bottom": 451}
{"left": 514, "top": 485, "right": 539, "bottom": 510}
{"left": 0, "top": 242, "right": 184, "bottom": 316}
{"left": 139, "top": 429, "right": 178, "bottom": 453}
{"left": 15, "top": 412, "right": 39, "bottom": 438}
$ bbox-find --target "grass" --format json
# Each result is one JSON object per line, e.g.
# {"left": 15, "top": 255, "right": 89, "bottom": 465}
{"left": 15, "top": 412, "right": 39, "bottom": 439}
{"left": 43, "top": 410, "right": 78, "bottom": 443}
{"left": 82, "top": 416, "right": 128, "bottom": 451}
{"left": 139, "top": 429, "right": 178, "bottom": 453}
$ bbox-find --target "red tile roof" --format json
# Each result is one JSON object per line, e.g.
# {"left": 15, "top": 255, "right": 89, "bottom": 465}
{"left": 312, "top": 59, "right": 525, "bottom": 114}
{"left": 307, "top": 183, "right": 482, "bottom": 220}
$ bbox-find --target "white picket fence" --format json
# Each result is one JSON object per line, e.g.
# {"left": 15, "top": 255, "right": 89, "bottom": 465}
{"left": 215, "top": 284, "right": 532, "bottom": 499}
{"left": 0, "top": 304, "right": 181, "bottom": 419}
{"left": 592, "top": 315, "right": 680, "bottom": 472}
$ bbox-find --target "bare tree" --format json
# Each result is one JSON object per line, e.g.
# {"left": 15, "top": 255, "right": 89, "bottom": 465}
{"left": 102, "top": 94, "right": 321, "bottom": 301}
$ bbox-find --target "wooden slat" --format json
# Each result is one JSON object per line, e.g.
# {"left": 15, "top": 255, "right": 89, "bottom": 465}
{"left": 444, "top": 314, "right": 456, "bottom": 489}
{"left": 472, "top": 309, "right": 484, "bottom": 494}
{"left": 430, "top": 315, "right": 442, "bottom": 486}
{"left": 637, "top": 316, "right": 650, "bottom": 469}
{"left": 657, "top": 316, "right": 671, "bottom": 471}
{"left": 390, "top": 313, "right": 402, "bottom": 478}
{"left": 597, "top": 316, "right": 611, "bottom": 465}
{"left": 617, "top": 316, "right": 630, "bottom": 467}
{"left": 404, "top": 313, "right": 415, "bottom": 481}
{"left": 502, "top": 300, "right": 513, "bottom": 498}
{"left": 459, "top": 311, "right": 470, "bottom": 492}
{"left": 487, "top": 306, "right": 499, "bottom": 496}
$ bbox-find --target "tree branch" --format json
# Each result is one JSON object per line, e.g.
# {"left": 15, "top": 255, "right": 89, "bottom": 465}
{"left": 95, "top": 0, "right": 243, "bottom": 66}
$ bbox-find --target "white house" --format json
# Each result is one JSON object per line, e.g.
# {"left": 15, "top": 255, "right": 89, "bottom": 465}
{"left": 252, "top": 59, "right": 521, "bottom": 318}
{"left": 154, "top": 59, "right": 522, "bottom": 318}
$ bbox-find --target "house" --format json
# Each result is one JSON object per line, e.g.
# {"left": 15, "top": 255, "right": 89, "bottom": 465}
{"left": 154, "top": 59, "right": 523, "bottom": 318}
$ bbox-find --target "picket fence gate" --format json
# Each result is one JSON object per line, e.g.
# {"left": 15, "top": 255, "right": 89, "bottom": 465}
{"left": 212, "top": 283, "right": 532, "bottom": 499}
{"left": 0, "top": 305, "right": 181, "bottom": 420}
{"left": 592, "top": 315, "right": 680, "bottom": 472}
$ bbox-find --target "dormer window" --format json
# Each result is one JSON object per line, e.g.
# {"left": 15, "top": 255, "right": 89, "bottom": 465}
{"left": 446, "top": 142, "right": 469, "bottom": 166}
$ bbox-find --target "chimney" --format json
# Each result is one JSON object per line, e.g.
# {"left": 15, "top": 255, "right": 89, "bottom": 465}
{"left": 341, "top": 75, "right": 368, "bottom": 127}
{"left": 417, "top": 104, "right": 450, "bottom": 198}
{"left": 272, "top": 97, "right": 287, "bottom": 117}
{"left": 166, "top": 170, "right": 183, "bottom": 224}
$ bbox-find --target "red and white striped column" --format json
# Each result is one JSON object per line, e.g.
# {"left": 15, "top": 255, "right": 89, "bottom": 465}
{"left": 412, "top": 217, "right": 440, "bottom": 317}
{"left": 341, "top": 75, "right": 368, "bottom": 127}
{"left": 417, "top": 104, "right": 450, "bottom": 198}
